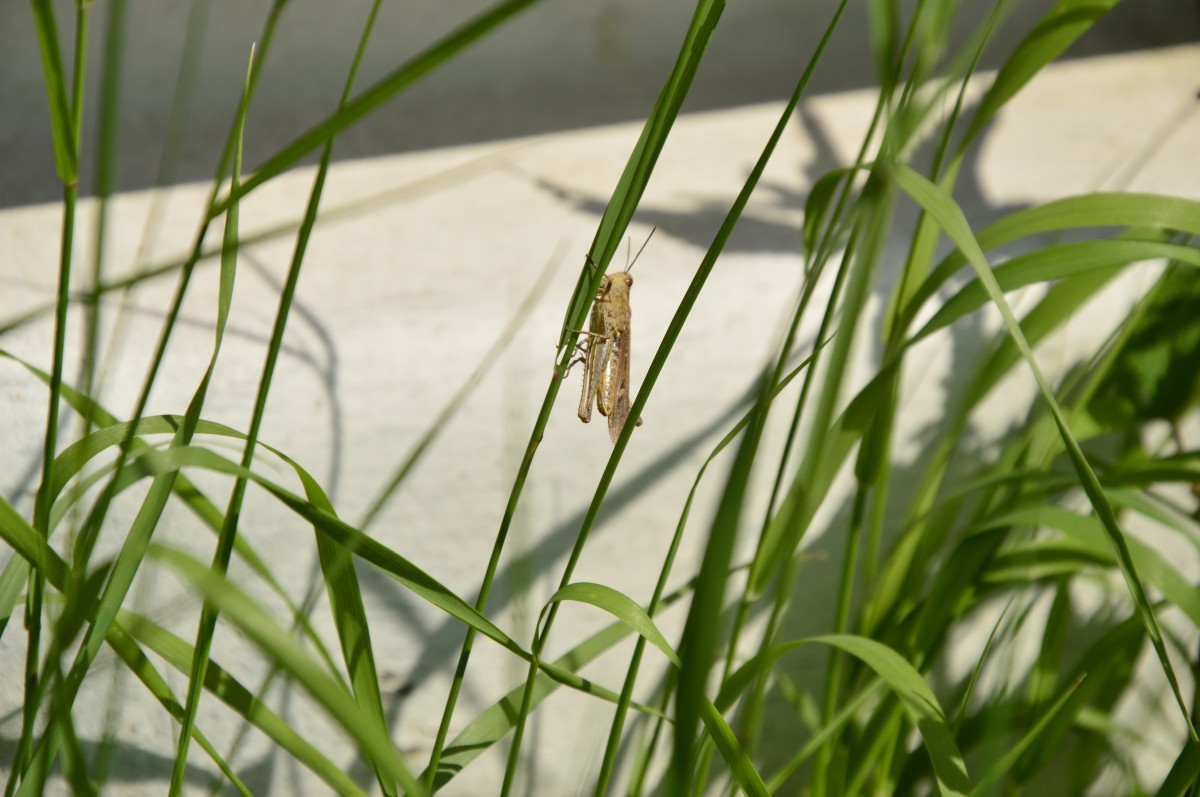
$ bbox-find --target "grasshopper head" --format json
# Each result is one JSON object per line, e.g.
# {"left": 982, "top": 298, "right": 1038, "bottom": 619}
{"left": 601, "top": 271, "right": 633, "bottom": 301}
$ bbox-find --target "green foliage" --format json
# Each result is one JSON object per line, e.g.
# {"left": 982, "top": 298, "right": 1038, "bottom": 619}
{"left": 4, "top": 0, "right": 1198, "bottom": 794}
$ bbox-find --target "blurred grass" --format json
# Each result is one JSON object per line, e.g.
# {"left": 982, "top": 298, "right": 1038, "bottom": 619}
{"left": 4, "top": 0, "right": 1200, "bottom": 794}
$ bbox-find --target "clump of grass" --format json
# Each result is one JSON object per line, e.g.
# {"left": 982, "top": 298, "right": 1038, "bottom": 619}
{"left": 4, "top": 0, "right": 1199, "bottom": 795}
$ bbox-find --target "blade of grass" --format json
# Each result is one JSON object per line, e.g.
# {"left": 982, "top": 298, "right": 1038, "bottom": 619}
{"left": 12, "top": 0, "right": 87, "bottom": 789}
{"left": 816, "top": 634, "right": 972, "bottom": 796}
{"left": 148, "top": 545, "right": 425, "bottom": 795}
{"left": 445, "top": 0, "right": 733, "bottom": 790}
{"left": 420, "top": 612, "right": 651, "bottom": 790}
{"left": 115, "top": 612, "right": 368, "bottom": 796}
{"left": 168, "top": 38, "right": 264, "bottom": 795}
{"left": 171, "top": 2, "right": 396, "bottom": 792}
{"left": 17, "top": 42, "right": 255, "bottom": 787}
{"left": 891, "top": 162, "right": 1198, "bottom": 741}
{"left": 668, "top": 366, "right": 773, "bottom": 795}
{"left": 209, "top": 0, "right": 542, "bottom": 218}
{"left": 28, "top": 0, "right": 78, "bottom": 186}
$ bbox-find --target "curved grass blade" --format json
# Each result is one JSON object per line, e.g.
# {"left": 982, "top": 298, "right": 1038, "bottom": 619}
{"left": 421, "top": 577, "right": 698, "bottom": 791}
{"left": 1, "top": 348, "right": 344, "bottom": 678}
{"left": 905, "top": 194, "right": 1200, "bottom": 327}
{"left": 115, "top": 612, "right": 368, "bottom": 796}
{"left": 546, "top": 582, "right": 680, "bottom": 667}
{"left": 174, "top": 4, "right": 398, "bottom": 791}
{"left": 419, "top": 620, "right": 633, "bottom": 792}
{"left": 812, "top": 634, "right": 971, "bottom": 797}
{"left": 168, "top": 42, "right": 259, "bottom": 792}
{"left": 40, "top": 420, "right": 526, "bottom": 655}
{"left": 978, "top": 504, "right": 1200, "bottom": 629}
{"left": 914, "top": 239, "right": 1200, "bottom": 344}
{"left": 891, "top": 162, "right": 1198, "bottom": 741}
{"left": 148, "top": 545, "right": 425, "bottom": 796}
{"left": 103, "top": 623, "right": 258, "bottom": 797}
{"left": 960, "top": 0, "right": 1121, "bottom": 149}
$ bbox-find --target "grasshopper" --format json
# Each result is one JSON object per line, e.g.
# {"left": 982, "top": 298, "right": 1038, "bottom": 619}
{"left": 571, "top": 230, "right": 654, "bottom": 443}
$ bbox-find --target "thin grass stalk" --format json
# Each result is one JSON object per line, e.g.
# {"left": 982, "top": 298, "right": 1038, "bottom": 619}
{"left": 438, "top": 1, "right": 731, "bottom": 789}
{"left": 170, "top": 1, "right": 387, "bottom": 790}
{"left": 17, "top": 183, "right": 78, "bottom": 795}
{"left": 724, "top": 33, "right": 899, "bottom": 780}
{"left": 11, "top": 0, "right": 87, "bottom": 788}
{"left": 87, "top": 0, "right": 217, "bottom": 430}
{"left": 669, "top": 370, "right": 775, "bottom": 796}
{"left": 76, "top": 0, "right": 125, "bottom": 535}
{"left": 818, "top": 483, "right": 869, "bottom": 748}
{"left": 68, "top": 1, "right": 128, "bottom": 788}
{"left": 593, "top": 11, "right": 851, "bottom": 794}
{"left": 595, "top": 345, "right": 829, "bottom": 795}
{"left": 208, "top": 0, "right": 543, "bottom": 219}
{"left": 66, "top": 0, "right": 286, "bottom": 585}
{"left": 808, "top": 176, "right": 896, "bottom": 797}
{"left": 149, "top": 79, "right": 262, "bottom": 786}
{"left": 625, "top": 670, "right": 678, "bottom": 795}
{"left": 12, "top": 36, "right": 265, "bottom": 792}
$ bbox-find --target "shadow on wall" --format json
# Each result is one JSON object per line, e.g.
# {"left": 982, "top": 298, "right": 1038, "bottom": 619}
{"left": 3, "top": 0, "right": 1197, "bottom": 209}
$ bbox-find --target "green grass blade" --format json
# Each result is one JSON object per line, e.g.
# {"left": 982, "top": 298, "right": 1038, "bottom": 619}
{"left": 914, "top": 239, "right": 1200, "bottom": 344}
{"left": 906, "top": 194, "right": 1200, "bottom": 327}
{"left": 1155, "top": 741, "right": 1200, "bottom": 797}
{"left": 982, "top": 504, "right": 1200, "bottom": 628}
{"left": 968, "top": 676, "right": 1086, "bottom": 796}
{"left": 420, "top": 621, "right": 632, "bottom": 792}
{"left": 28, "top": 0, "right": 78, "bottom": 185}
{"left": 670, "top": 381, "right": 770, "bottom": 794}
{"left": 812, "top": 634, "right": 972, "bottom": 797}
{"left": 960, "top": 0, "right": 1120, "bottom": 149}
{"left": 210, "top": 0, "right": 541, "bottom": 218}
{"left": 148, "top": 545, "right": 425, "bottom": 795}
{"left": 115, "top": 612, "right": 367, "bottom": 796}
{"left": 547, "top": 582, "right": 681, "bottom": 667}
{"left": 0, "top": 556, "right": 30, "bottom": 638}
{"left": 51, "top": 426, "right": 534, "bottom": 661}
{"left": 698, "top": 699, "right": 770, "bottom": 797}
{"left": 168, "top": 39, "right": 257, "bottom": 795}
{"left": 102, "top": 623, "right": 256, "bottom": 796}
{"left": 891, "top": 162, "right": 1198, "bottom": 741}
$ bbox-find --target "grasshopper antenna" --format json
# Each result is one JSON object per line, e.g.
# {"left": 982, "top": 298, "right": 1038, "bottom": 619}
{"left": 625, "top": 226, "right": 656, "bottom": 274}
